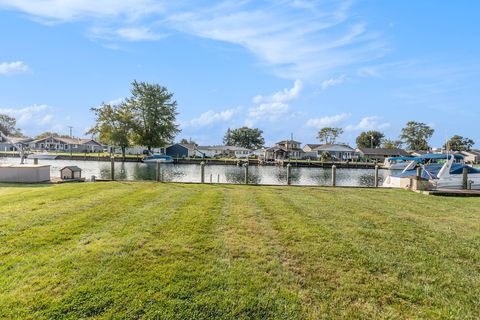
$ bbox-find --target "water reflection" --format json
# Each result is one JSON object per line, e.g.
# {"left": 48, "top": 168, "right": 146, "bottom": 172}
{"left": 0, "top": 157, "right": 390, "bottom": 187}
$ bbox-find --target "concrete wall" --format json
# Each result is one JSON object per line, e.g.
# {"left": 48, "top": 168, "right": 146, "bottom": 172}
{"left": 0, "top": 165, "right": 50, "bottom": 183}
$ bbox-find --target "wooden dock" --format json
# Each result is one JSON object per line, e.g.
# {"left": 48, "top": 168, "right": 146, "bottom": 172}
{"left": 417, "top": 189, "right": 480, "bottom": 197}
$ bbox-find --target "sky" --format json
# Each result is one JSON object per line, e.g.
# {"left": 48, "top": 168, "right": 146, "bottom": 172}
{"left": 0, "top": 0, "right": 479, "bottom": 147}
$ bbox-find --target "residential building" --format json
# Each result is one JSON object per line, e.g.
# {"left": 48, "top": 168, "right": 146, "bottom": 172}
{"left": 356, "top": 148, "right": 409, "bottom": 162}
{"left": 0, "top": 136, "right": 33, "bottom": 152}
{"left": 460, "top": 150, "right": 480, "bottom": 164}
{"left": 195, "top": 145, "right": 252, "bottom": 158}
{"left": 166, "top": 143, "right": 197, "bottom": 158}
{"left": 30, "top": 136, "right": 104, "bottom": 153}
{"left": 303, "top": 144, "right": 357, "bottom": 161}
{"left": 264, "top": 140, "right": 304, "bottom": 160}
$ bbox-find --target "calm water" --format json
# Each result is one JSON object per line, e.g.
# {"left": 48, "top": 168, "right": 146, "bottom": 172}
{"left": 0, "top": 157, "right": 389, "bottom": 187}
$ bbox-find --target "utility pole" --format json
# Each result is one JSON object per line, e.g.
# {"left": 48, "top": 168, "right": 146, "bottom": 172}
{"left": 68, "top": 126, "right": 73, "bottom": 157}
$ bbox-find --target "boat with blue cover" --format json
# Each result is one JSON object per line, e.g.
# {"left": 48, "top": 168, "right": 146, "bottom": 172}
{"left": 383, "top": 154, "right": 480, "bottom": 189}
{"left": 142, "top": 154, "right": 174, "bottom": 163}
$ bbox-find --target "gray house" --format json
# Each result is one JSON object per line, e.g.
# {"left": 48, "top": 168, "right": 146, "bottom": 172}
{"left": 0, "top": 136, "right": 34, "bottom": 152}
{"left": 30, "top": 136, "right": 103, "bottom": 153}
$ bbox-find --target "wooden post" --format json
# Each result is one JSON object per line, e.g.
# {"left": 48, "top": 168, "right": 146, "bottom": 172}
{"left": 210, "top": 174, "right": 212, "bottom": 183}
{"left": 110, "top": 156, "right": 115, "bottom": 180}
{"left": 33, "top": 158, "right": 38, "bottom": 165}
{"left": 332, "top": 165, "right": 337, "bottom": 187}
{"left": 286, "top": 163, "right": 292, "bottom": 185}
{"left": 156, "top": 160, "right": 161, "bottom": 182}
{"left": 374, "top": 165, "right": 379, "bottom": 188}
{"left": 244, "top": 163, "right": 249, "bottom": 184}
{"left": 416, "top": 167, "right": 422, "bottom": 179}
{"left": 462, "top": 167, "right": 468, "bottom": 190}
{"left": 217, "top": 174, "right": 220, "bottom": 183}
{"left": 200, "top": 161, "right": 205, "bottom": 183}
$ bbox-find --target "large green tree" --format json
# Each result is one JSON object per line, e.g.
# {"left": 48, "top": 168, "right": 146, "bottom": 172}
{"left": 355, "top": 131, "right": 385, "bottom": 148}
{"left": 223, "top": 127, "right": 265, "bottom": 149}
{"left": 127, "top": 81, "right": 180, "bottom": 150}
{"left": 400, "top": 121, "right": 434, "bottom": 150}
{"left": 382, "top": 139, "right": 403, "bottom": 149}
{"left": 444, "top": 135, "right": 475, "bottom": 151}
{"left": 317, "top": 127, "right": 343, "bottom": 144}
{"left": 88, "top": 102, "right": 134, "bottom": 158}
{"left": 0, "top": 113, "right": 22, "bottom": 137}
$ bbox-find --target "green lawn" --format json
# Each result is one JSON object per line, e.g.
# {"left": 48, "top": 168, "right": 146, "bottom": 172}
{"left": 0, "top": 183, "right": 479, "bottom": 319}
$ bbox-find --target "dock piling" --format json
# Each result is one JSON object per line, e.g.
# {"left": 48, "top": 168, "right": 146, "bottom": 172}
{"left": 462, "top": 167, "right": 468, "bottom": 189}
{"left": 332, "top": 165, "right": 337, "bottom": 187}
{"left": 286, "top": 163, "right": 292, "bottom": 185}
{"left": 244, "top": 163, "right": 249, "bottom": 184}
{"left": 156, "top": 161, "right": 161, "bottom": 182}
{"left": 200, "top": 161, "right": 205, "bottom": 183}
{"left": 110, "top": 156, "right": 115, "bottom": 181}
{"left": 374, "top": 165, "right": 379, "bottom": 188}
{"left": 33, "top": 158, "right": 38, "bottom": 165}
{"left": 217, "top": 174, "right": 220, "bottom": 183}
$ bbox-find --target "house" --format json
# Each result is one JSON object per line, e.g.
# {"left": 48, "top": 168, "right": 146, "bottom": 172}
{"left": 166, "top": 143, "right": 197, "bottom": 158}
{"left": 60, "top": 166, "right": 82, "bottom": 180}
{"left": 195, "top": 145, "right": 252, "bottom": 158}
{"left": 356, "top": 148, "right": 409, "bottom": 162}
{"left": 264, "top": 140, "right": 304, "bottom": 161}
{"left": 460, "top": 149, "right": 480, "bottom": 164}
{"left": 303, "top": 144, "right": 357, "bottom": 161}
{"left": 0, "top": 136, "right": 33, "bottom": 152}
{"left": 30, "top": 136, "right": 104, "bottom": 153}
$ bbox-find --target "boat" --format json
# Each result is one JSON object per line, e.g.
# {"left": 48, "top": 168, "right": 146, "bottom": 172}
{"left": 383, "top": 156, "right": 417, "bottom": 170}
{"left": 142, "top": 154, "right": 174, "bottom": 163}
{"left": 383, "top": 154, "right": 480, "bottom": 189}
{"left": 27, "top": 152, "right": 58, "bottom": 160}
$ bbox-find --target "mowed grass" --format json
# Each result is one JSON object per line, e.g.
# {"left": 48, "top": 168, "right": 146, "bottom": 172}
{"left": 0, "top": 183, "right": 479, "bottom": 319}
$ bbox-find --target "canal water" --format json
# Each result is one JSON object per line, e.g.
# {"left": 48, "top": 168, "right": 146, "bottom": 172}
{"left": 0, "top": 157, "right": 390, "bottom": 187}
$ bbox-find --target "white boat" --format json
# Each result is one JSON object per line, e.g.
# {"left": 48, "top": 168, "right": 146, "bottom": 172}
{"left": 383, "top": 156, "right": 416, "bottom": 170}
{"left": 142, "top": 154, "right": 174, "bottom": 163}
{"left": 27, "top": 152, "right": 58, "bottom": 160}
{"left": 383, "top": 154, "right": 480, "bottom": 190}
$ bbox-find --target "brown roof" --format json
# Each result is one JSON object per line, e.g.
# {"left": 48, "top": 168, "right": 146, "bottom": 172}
{"left": 276, "top": 140, "right": 301, "bottom": 144}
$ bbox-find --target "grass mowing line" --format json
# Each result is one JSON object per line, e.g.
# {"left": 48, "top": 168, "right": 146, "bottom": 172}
{"left": 253, "top": 187, "right": 480, "bottom": 319}
{"left": 0, "top": 183, "right": 208, "bottom": 319}
{"left": 38, "top": 186, "right": 225, "bottom": 319}
{"left": 212, "top": 186, "right": 304, "bottom": 319}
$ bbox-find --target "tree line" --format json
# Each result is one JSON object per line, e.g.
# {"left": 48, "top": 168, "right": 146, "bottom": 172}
{"left": 0, "top": 81, "right": 476, "bottom": 153}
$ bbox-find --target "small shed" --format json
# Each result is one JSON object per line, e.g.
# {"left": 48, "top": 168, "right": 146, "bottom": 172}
{"left": 60, "top": 166, "right": 82, "bottom": 180}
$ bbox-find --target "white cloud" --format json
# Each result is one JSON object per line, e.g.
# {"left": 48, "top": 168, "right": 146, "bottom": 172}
{"left": 183, "top": 107, "right": 240, "bottom": 128}
{"left": 320, "top": 75, "right": 346, "bottom": 90}
{"left": 0, "top": 0, "right": 166, "bottom": 22}
{"left": 0, "top": 104, "right": 68, "bottom": 135}
{"left": 116, "top": 27, "right": 165, "bottom": 41}
{"left": 247, "top": 80, "right": 302, "bottom": 125}
{"left": 306, "top": 113, "right": 351, "bottom": 128}
{"left": 0, "top": 1, "right": 386, "bottom": 79}
{"left": 345, "top": 116, "right": 390, "bottom": 131}
{"left": 253, "top": 80, "right": 302, "bottom": 104}
{"left": 0, "top": 61, "right": 29, "bottom": 75}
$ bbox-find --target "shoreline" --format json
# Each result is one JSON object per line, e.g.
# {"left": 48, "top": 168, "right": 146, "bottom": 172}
{"left": 0, "top": 153, "right": 381, "bottom": 169}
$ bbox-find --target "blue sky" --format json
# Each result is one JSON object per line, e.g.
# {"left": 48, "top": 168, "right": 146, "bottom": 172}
{"left": 0, "top": 0, "right": 479, "bottom": 147}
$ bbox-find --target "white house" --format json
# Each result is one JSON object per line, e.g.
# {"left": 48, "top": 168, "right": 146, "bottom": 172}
{"left": 303, "top": 144, "right": 357, "bottom": 161}
{"left": 195, "top": 145, "right": 252, "bottom": 158}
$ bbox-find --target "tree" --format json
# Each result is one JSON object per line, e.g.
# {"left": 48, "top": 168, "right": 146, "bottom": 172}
{"left": 223, "top": 127, "right": 265, "bottom": 149}
{"left": 444, "top": 135, "right": 475, "bottom": 151}
{"left": 400, "top": 121, "right": 434, "bottom": 150}
{"left": 317, "top": 127, "right": 343, "bottom": 144}
{"left": 382, "top": 139, "right": 403, "bottom": 149}
{"left": 355, "top": 131, "right": 385, "bottom": 148}
{"left": 127, "top": 81, "right": 180, "bottom": 150}
{"left": 179, "top": 138, "right": 196, "bottom": 145}
{"left": 88, "top": 102, "right": 134, "bottom": 158}
{"left": 0, "top": 113, "right": 22, "bottom": 137}
{"left": 35, "top": 132, "right": 71, "bottom": 139}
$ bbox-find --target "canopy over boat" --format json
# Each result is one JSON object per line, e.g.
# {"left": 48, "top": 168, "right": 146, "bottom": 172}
{"left": 387, "top": 153, "right": 464, "bottom": 162}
